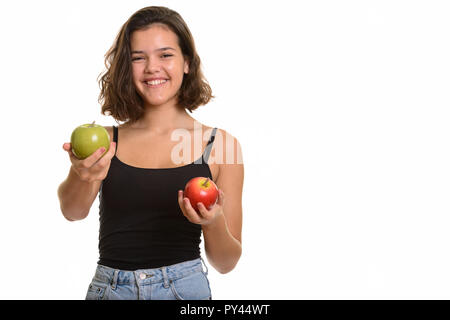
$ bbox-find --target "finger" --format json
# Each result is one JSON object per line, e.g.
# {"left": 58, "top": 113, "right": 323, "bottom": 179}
{"left": 177, "top": 190, "right": 187, "bottom": 215}
{"left": 62, "top": 143, "right": 71, "bottom": 151}
{"left": 63, "top": 143, "right": 80, "bottom": 164}
{"left": 196, "top": 202, "right": 213, "bottom": 220}
{"left": 80, "top": 146, "right": 108, "bottom": 168}
{"left": 96, "top": 142, "right": 116, "bottom": 167}
{"left": 182, "top": 196, "right": 202, "bottom": 224}
{"left": 217, "top": 189, "right": 225, "bottom": 206}
{"left": 62, "top": 143, "right": 75, "bottom": 158}
{"left": 177, "top": 190, "right": 193, "bottom": 220}
{"left": 104, "top": 141, "right": 116, "bottom": 159}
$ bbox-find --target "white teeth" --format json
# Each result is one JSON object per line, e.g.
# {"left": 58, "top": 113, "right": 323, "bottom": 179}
{"left": 146, "top": 79, "right": 167, "bottom": 85}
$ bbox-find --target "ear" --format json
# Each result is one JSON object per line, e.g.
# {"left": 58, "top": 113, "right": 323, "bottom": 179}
{"left": 183, "top": 58, "right": 189, "bottom": 74}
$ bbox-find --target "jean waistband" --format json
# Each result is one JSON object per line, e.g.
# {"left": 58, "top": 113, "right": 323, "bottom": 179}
{"left": 93, "top": 258, "right": 208, "bottom": 289}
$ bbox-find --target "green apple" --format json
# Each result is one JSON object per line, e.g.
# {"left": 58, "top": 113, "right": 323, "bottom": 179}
{"left": 70, "top": 121, "right": 110, "bottom": 160}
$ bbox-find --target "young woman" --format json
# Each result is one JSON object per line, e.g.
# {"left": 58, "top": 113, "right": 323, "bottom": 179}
{"left": 57, "top": 6, "right": 244, "bottom": 300}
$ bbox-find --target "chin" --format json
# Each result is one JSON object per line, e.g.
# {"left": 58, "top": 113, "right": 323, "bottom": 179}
{"left": 144, "top": 96, "right": 178, "bottom": 108}
{"left": 135, "top": 86, "right": 180, "bottom": 107}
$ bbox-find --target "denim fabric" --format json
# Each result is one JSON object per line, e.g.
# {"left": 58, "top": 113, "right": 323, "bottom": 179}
{"left": 85, "top": 258, "right": 212, "bottom": 300}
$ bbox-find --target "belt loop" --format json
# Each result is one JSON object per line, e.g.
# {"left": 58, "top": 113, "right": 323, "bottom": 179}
{"left": 200, "top": 257, "right": 209, "bottom": 276}
{"left": 110, "top": 269, "right": 119, "bottom": 290}
{"left": 161, "top": 267, "right": 169, "bottom": 288}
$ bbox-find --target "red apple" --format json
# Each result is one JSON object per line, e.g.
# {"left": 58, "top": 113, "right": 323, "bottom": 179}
{"left": 184, "top": 177, "right": 219, "bottom": 212}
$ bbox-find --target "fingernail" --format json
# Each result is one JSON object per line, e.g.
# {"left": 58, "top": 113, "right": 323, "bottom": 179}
{"left": 100, "top": 147, "right": 106, "bottom": 153}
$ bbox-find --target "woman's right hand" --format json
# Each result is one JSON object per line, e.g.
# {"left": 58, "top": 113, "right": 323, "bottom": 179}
{"left": 62, "top": 141, "right": 117, "bottom": 183}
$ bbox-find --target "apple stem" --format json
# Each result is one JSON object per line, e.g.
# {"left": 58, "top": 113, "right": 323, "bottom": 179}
{"left": 90, "top": 121, "right": 95, "bottom": 128}
{"left": 202, "top": 178, "right": 210, "bottom": 187}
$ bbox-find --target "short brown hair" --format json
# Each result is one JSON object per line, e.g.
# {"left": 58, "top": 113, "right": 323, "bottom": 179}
{"left": 98, "top": 6, "right": 213, "bottom": 124}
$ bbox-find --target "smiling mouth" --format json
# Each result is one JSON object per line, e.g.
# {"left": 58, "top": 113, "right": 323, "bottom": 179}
{"left": 144, "top": 79, "right": 168, "bottom": 87}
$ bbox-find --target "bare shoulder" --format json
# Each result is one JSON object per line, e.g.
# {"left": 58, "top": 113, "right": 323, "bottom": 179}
{"left": 214, "top": 128, "right": 244, "bottom": 166}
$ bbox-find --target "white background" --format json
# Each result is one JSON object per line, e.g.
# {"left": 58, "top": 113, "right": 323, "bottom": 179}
{"left": 0, "top": 0, "right": 449, "bottom": 299}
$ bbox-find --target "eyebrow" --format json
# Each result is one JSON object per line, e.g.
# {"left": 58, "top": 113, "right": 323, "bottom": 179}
{"left": 131, "top": 47, "right": 176, "bottom": 54}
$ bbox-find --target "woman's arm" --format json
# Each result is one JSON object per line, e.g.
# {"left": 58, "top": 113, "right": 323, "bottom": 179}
{"left": 178, "top": 130, "right": 244, "bottom": 273}
{"left": 58, "top": 166, "right": 103, "bottom": 221}
{"left": 58, "top": 126, "right": 116, "bottom": 221}
{"left": 202, "top": 154, "right": 244, "bottom": 273}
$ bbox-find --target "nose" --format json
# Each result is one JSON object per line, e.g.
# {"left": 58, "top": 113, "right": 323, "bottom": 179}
{"left": 144, "top": 58, "right": 161, "bottom": 73}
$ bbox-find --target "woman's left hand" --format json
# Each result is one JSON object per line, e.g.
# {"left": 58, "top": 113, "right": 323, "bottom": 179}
{"left": 178, "top": 189, "right": 225, "bottom": 226}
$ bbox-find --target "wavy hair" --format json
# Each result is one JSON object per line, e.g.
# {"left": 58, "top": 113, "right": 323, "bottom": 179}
{"left": 98, "top": 6, "right": 213, "bottom": 124}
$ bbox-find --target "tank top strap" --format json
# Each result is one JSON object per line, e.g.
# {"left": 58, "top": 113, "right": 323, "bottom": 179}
{"left": 113, "top": 126, "right": 118, "bottom": 155}
{"left": 202, "top": 127, "right": 218, "bottom": 163}
{"left": 112, "top": 126, "right": 118, "bottom": 142}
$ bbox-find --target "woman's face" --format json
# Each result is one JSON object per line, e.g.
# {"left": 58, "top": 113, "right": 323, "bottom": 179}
{"left": 130, "top": 24, "right": 189, "bottom": 108}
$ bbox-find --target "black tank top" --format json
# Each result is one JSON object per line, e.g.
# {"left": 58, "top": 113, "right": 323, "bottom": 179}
{"left": 97, "top": 126, "right": 218, "bottom": 270}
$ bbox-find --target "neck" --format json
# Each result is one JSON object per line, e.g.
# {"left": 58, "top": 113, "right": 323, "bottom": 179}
{"left": 127, "top": 102, "right": 195, "bottom": 134}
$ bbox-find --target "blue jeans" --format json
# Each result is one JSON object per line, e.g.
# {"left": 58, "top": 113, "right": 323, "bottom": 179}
{"left": 85, "top": 258, "right": 212, "bottom": 300}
